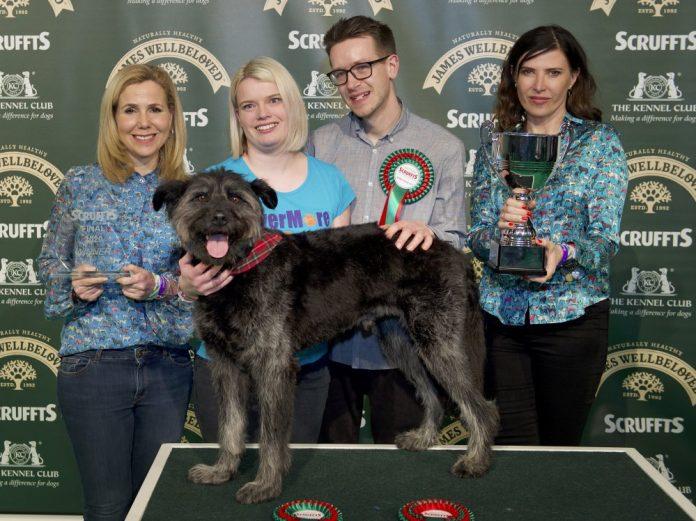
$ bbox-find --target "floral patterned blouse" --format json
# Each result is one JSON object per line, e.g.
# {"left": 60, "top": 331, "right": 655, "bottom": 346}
{"left": 37, "top": 164, "right": 193, "bottom": 355}
{"left": 467, "top": 114, "right": 629, "bottom": 326}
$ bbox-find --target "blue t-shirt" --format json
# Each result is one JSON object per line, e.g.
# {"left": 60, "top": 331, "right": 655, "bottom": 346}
{"left": 197, "top": 154, "right": 355, "bottom": 364}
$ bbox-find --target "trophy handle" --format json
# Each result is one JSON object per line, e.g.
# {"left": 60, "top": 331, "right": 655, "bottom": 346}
{"left": 479, "top": 120, "right": 505, "bottom": 184}
{"left": 555, "top": 121, "right": 575, "bottom": 167}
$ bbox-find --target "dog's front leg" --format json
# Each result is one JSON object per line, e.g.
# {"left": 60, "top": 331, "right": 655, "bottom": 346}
{"left": 189, "top": 354, "right": 249, "bottom": 485}
{"left": 235, "top": 361, "right": 294, "bottom": 504}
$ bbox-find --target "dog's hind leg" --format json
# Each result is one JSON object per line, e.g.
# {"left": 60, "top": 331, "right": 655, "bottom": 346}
{"left": 414, "top": 328, "right": 499, "bottom": 478}
{"left": 235, "top": 353, "right": 295, "bottom": 504}
{"left": 378, "top": 320, "right": 443, "bottom": 451}
{"left": 189, "top": 353, "right": 249, "bottom": 485}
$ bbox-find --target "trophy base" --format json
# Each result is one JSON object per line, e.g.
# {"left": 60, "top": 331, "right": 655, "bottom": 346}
{"left": 487, "top": 239, "right": 547, "bottom": 276}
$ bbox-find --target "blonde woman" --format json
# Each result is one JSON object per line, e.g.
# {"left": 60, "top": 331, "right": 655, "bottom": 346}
{"left": 38, "top": 64, "right": 193, "bottom": 521}
{"left": 179, "top": 56, "right": 354, "bottom": 443}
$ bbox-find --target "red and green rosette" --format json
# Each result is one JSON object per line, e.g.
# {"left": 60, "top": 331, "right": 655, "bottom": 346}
{"left": 378, "top": 148, "right": 435, "bottom": 225}
{"left": 273, "top": 499, "right": 343, "bottom": 520}
{"left": 398, "top": 498, "right": 473, "bottom": 520}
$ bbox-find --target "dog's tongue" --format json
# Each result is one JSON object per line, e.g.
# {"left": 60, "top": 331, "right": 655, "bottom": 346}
{"left": 206, "top": 234, "right": 229, "bottom": 258}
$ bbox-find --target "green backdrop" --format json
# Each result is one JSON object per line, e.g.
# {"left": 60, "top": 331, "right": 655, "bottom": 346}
{"left": 0, "top": 0, "right": 693, "bottom": 514}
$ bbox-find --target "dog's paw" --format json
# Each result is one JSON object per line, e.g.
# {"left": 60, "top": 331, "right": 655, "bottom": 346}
{"left": 450, "top": 454, "right": 491, "bottom": 478}
{"left": 187, "top": 463, "right": 233, "bottom": 485}
{"left": 395, "top": 429, "right": 436, "bottom": 451}
{"left": 235, "top": 479, "right": 281, "bottom": 504}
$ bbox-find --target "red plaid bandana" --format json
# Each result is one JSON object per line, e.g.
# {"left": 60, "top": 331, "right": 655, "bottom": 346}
{"left": 229, "top": 231, "right": 283, "bottom": 275}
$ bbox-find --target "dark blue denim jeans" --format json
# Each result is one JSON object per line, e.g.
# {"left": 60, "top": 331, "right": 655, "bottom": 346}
{"left": 57, "top": 346, "right": 192, "bottom": 521}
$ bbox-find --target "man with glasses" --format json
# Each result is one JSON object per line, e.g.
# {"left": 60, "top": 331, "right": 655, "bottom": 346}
{"left": 307, "top": 15, "right": 467, "bottom": 444}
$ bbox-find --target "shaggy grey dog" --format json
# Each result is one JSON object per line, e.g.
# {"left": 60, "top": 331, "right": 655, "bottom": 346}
{"left": 153, "top": 170, "right": 499, "bottom": 504}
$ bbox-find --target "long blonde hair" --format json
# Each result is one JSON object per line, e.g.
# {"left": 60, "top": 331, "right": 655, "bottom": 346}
{"left": 228, "top": 57, "right": 308, "bottom": 158}
{"left": 97, "top": 64, "right": 187, "bottom": 183}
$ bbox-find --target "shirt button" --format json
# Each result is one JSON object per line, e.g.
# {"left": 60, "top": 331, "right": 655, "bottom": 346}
{"left": 364, "top": 215, "right": 369, "bottom": 221}
{"left": 388, "top": 137, "right": 394, "bottom": 143}
{"left": 372, "top": 148, "right": 377, "bottom": 154}
{"left": 368, "top": 181, "right": 373, "bottom": 187}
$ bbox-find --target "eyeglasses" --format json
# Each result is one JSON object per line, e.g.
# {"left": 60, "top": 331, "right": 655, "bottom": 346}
{"left": 327, "top": 55, "right": 391, "bottom": 86}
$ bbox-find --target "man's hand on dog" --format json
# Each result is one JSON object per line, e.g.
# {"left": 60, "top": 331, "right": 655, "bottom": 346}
{"left": 178, "top": 252, "right": 234, "bottom": 297}
{"left": 117, "top": 264, "right": 157, "bottom": 300}
{"left": 383, "top": 220, "right": 435, "bottom": 251}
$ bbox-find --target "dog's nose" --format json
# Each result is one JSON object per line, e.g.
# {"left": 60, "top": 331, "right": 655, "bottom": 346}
{"left": 212, "top": 212, "right": 226, "bottom": 226}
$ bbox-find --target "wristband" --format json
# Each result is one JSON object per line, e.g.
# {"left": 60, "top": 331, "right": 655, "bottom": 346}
{"left": 559, "top": 243, "right": 569, "bottom": 266}
{"left": 177, "top": 288, "right": 197, "bottom": 302}
{"left": 147, "top": 274, "right": 161, "bottom": 300}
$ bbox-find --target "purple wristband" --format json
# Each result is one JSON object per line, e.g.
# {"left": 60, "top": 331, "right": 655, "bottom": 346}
{"left": 157, "top": 275, "right": 167, "bottom": 298}
{"left": 559, "top": 243, "right": 569, "bottom": 266}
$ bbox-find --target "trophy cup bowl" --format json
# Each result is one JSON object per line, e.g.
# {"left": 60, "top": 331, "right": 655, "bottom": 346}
{"left": 480, "top": 120, "right": 561, "bottom": 276}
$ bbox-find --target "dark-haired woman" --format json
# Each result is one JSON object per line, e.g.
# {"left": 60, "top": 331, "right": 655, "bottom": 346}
{"left": 468, "top": 25, "right": 628, "bottom": 445}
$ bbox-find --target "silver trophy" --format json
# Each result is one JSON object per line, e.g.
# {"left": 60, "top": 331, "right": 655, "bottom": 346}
{"left": 480, "top": 120, "right": 565, "bottom": 276}
{"left": 50, "top": 209, "right": 128, "bottom": 282}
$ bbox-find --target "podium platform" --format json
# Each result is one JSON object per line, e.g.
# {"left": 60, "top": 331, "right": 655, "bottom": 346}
{"left": 127, "top": 444, "right": 696, "bottom": 520}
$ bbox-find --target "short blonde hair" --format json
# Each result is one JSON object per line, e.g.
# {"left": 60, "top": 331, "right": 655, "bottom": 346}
{"left": 97, "top": 64, "right": 187, "bottom": 183}
{"left": 229, "top": 57, "right": 308, "bottom": 158}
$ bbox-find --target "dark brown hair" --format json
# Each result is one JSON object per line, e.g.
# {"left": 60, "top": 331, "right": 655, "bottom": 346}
{"left": 324, "top": 16, "right": 396, "bottom": 56}
{"left": 495, "top": 25, "right": 602, "bottom": 131}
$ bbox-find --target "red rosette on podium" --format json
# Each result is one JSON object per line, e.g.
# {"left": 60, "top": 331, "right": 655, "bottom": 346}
{"left": 398, "top": 498, "right": 473, "bottom": 521}
{"left": 273, "top": 499, "right": 342, "bottom": 520}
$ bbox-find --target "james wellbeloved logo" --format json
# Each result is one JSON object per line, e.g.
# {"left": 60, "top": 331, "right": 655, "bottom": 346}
{"left": 0, "top": 359, "right": 37, "bottom": 390}
{"left": 0, "top": 148, "right": 63, "bottom": 203}
{"left": 423, "top": 30, "right": 516, "bottom": 95}
{"left": 0, "top": 0, "right": 73, "bottom": 18}
{"left": 264, "top": 0, "right": 393, "bottom": 16}
{"left": 622, "top": 371, "right": 665, "bottom": 401}
{"left": 599, "top": 341, "right": 696, "bottom": 406}
{"left": 0, "top": 334, "right": 60, "bottom": 377}
{"left": 158, "top": 62, "right": 189, "bottom": 92}
{"left": 629, "top": 181, "right": 671, "bottom": 214}
{"left": 626, "top": 150, "right": 695, "bottom": 213}
{"left": 108, "top": 32, "right": 230, "bottom": 93}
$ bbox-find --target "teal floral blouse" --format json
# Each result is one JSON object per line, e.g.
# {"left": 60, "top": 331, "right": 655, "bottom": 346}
{"left": 467, "top": 114, "right": 629, "bottom": 326}
{"left": 38, "top": 164, "right": 193, "bottom": 355}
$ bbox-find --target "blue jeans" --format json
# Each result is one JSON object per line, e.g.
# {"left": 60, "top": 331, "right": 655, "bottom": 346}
{"left": 57, "top": 346, "right": 192, "bottom": 521}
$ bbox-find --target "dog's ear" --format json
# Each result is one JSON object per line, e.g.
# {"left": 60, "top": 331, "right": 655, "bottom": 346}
{"left": 250, "top": 178, "right": 278, "bottom": 209}
{"left": 153, "top": 179, "right": 189, "bottom": 213}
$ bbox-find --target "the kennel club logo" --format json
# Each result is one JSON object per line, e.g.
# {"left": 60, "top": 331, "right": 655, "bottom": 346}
{"left": 0, "top": 440, "right": 43, "bottom": 467}
{"left": 621, "top": 267, "right": 675, "bottom": 296}
{"left": 0, "top": 259, "right": 40, "bottom": 285}
{"left": 108, "top": 33, "right": 230, "bottom": 93}
{"left": 264, "top": 0, "right": 393, "bottom": 16}
{"left": 622, "top": 371, "right": 665, "bottom": 402}
{"left": 0, "top": 0, "right": 74, "bottom": 18}
{"left": 423, "top": 31, "right": 516, "bottom": 95}
{"left": 0, "top": 71, "right": 37, "bottom": 99}
{"left": 627, "top": 151, "right": 695, "bottom": 212}
{"left": 600, "top": 342, "right": 696, "bottom": 406}
{"left": 590, "top": 0, "right": 679, "bottom": 16}
{"left": 302, "top": 70, "right": 346, "bottom": 121}
{"left": 629, "top": 72, "right": 682, "bottom": 101}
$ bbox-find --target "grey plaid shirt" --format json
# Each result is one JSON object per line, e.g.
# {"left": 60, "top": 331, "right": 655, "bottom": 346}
{"left": 307, "top": 105, "right": 468, "bottom": 369}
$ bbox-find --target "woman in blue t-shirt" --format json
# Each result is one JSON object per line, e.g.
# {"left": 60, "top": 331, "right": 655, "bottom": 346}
{"left": 179, "top": 57, "right": 355, "bottom": 443}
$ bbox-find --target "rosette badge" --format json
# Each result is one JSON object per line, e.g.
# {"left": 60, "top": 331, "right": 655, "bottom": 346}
{"left": 379, "top": 148, "right": 434, "bottom": 225}
{"left": 399, "top": 498, "right": 473, "bottom": 521}
{"left": 273, "top": 499, "right": 343, "bottom": 521}
{"left": 480, "top": 120, "right": 569, "bottom": 276}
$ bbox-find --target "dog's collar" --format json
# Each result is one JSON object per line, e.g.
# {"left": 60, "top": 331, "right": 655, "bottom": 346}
{"left": 228, "top": 231, "right": 283, "bottom": 275}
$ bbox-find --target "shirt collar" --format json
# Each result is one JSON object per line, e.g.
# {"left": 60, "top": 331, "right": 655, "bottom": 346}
{"left": 349, "top": 98, "right": 409, "bottom": 142}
